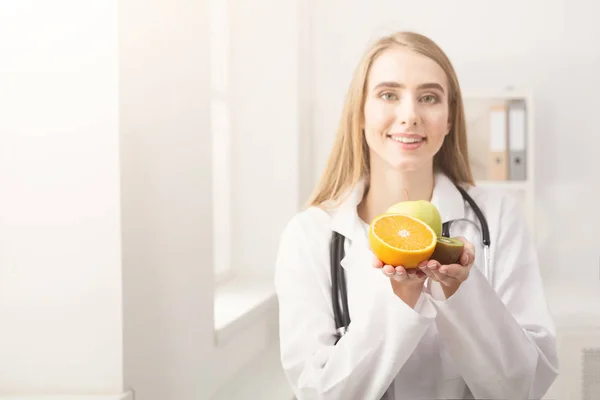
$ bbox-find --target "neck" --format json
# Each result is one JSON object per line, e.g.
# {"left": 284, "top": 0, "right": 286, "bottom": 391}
{"left": 358, "top": 163, "right": 435, "bottom": 224}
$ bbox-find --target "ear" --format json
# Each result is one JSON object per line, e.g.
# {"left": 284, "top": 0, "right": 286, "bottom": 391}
{"left": 446, "top": 116, "right": 452, "bottom": 136}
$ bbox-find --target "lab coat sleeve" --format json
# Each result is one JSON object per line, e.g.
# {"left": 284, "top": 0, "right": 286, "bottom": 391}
{"left": 430, "top": 194, "right": 559, "bottom": 400}
{"left": 274, "top": 214, "right": 436, "bottom": 400}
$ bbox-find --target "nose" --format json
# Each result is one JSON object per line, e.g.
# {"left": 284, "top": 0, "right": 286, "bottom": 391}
{"left": 397, "top": 98, "right": 420, "bottom": 127}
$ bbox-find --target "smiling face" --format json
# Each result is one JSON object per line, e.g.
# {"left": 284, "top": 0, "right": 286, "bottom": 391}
{"left": 363, "top": 46, "right": 452, "bottom": 173}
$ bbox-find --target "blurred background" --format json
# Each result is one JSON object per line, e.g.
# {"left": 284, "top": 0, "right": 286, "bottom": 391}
{"left": 1, "top": 0, "right": 599, "bottom": 399}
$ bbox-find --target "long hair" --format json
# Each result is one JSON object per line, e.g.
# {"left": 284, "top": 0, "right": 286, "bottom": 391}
{"left": 307, "top": 31, "right": 474, "bottom": 208}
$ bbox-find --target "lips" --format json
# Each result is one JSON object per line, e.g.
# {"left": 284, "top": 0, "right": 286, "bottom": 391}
{"left": 387, "top": 134, "right": 426, "bottom": 144}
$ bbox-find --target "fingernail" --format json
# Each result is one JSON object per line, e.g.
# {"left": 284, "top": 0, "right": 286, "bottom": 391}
{"left": 396, "top": 270, "right": 405, "bottom": 276}
{"left": 427, "top": 261, "right": 437, "bottom": 270}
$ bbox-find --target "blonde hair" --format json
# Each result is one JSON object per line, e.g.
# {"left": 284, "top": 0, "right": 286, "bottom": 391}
{"left": 307, "top": 31, "right": 474, "bottom": 208}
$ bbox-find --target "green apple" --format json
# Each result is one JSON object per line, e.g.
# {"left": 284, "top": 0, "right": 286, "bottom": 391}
{"left": 386, "top": 200, "right": 442, "bottom": 238}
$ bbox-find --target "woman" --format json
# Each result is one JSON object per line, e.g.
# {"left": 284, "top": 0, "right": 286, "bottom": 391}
{"left": 274, "top": 31, "right": 558, "bottom": 400}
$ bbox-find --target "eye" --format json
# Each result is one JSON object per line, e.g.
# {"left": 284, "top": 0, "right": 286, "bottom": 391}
{"left": 380, "top": 92, "right": 398, "bottom": 101}
{"left": 421, "top": 94, "right": 439, "bottom": 104}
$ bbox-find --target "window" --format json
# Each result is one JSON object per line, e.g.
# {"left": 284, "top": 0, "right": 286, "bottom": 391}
{"left": 209, "top": 0, "right": 232, "bottom": 283}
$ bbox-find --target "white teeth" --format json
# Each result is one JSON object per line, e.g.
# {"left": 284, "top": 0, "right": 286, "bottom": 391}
{"left": 390, "top": 136, "right": 424, "bottom": 144}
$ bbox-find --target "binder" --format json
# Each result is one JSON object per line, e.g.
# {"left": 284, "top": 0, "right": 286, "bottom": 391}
{"left": 488, "top": 103, "right": 509, "bottom": 180}
{"left": 508, "top": 100, "right": 527, "bottom": 180}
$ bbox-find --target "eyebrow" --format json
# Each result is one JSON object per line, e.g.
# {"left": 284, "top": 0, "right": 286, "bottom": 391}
{"left": 373, "top": 81, "right": 445, "bottom": 94}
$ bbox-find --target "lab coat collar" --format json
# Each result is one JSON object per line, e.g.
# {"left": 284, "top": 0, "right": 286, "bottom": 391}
{"left": 328, "top": 179, "right": 368, "bottom": 244}
{"left": 329, "top": 172, "right": 465, "bottom": 243}
{"left": 430, "top": 172, "right": 466, "bottom": 225}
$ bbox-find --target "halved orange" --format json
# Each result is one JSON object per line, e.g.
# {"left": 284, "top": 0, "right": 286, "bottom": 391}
{"left": 368, "top": 213, "right": 437, "bottom": 268}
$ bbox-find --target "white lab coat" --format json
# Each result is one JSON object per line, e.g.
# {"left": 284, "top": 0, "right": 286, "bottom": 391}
{"left": 274, "top": 172, "right": 559, "bottom": 400}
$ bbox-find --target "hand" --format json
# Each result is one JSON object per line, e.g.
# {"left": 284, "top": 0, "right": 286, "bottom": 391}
{"left": 372, "top": 256, "right": 427, "bottom": 308}
{"left": 418, "top": 236, "right": 475, "bottom": 299}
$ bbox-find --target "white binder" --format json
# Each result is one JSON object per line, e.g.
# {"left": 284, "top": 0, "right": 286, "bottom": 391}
{"left": 488, "top": 104, "right": 509, "bottom": 180}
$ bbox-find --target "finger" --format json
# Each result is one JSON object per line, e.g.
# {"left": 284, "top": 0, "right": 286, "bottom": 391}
{"left": 414, "top": 269, "right": 427, "bottom": 281}
{"left": 391, "top": 266, "right": 408, "bottom": 282}
{"left": 409, "top": 260, "right": 428, "bottom": 272}
{"left": 419, "top": 264, "right": 437, "bottom": 281}
{"left": 381, "top": 264, "right": 395, "bottom": 277}
{"left": 416, "top": 260, "right": 429, "bottom": 275}
{"left": 455, "top": 237, "right": 475, "bottom": 259}
{"left": 459, "top": 249, "right": 475, "bottom": 267}
{"left": 453, "top": 237, "right": 475, "bottom": 266}
{"left": 440, "top": 264, "right": 469, "bottom": 281}
{"left": 405, "top": 266, "right": 419, "bottom": 275}
{"left": 419, "top": 259, "right": 438, "bottom": 272}
{"left": 430, "top": 268, "right": 458, "bottom": 287}
{"left": 372, "top": 257, "right": 384, "bottom": 269}
{"left": 407, "top": 267, "right": 427, "bottom": 281}
{"left": 454, "top": 236, "right": 475, "bottom": 252}
{"left": 426, "top": 260, "right": 441, "bottom": 271}
{"left": 422, "top": 260, "right": 446, "bottom": 282}
{"left": 465, "top": 240, "right": 475, "bottom": 255}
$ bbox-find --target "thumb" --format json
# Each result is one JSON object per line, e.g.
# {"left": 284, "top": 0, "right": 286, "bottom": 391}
{"left": 372, "top": 256, "right": 383, "bottom": 268}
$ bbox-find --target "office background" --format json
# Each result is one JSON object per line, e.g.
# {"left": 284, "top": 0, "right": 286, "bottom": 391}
{"left": 1, "top": 0, "right": 599, "bottom": 399}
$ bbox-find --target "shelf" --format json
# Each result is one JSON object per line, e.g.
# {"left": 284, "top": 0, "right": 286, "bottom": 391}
{"left": 214, "top": 273, "right": 277, "bottom": 345}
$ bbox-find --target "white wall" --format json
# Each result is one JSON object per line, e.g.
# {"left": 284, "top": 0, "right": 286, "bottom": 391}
{"left": 211, "top": 0, "right": 303, "bottom": 396}
{"left": 119, "top": 0, "right": 215, "bottom": 398}
{"left": 229, "top": 0, "right": 303, "bottom": 277}
{"left": 120, "top": 0, "right": 296, "bottom": 399}
{"left": 0, "top": 0, "right": 298, "bottom": 397}
{"left": 0, "top": 1, "right": 124, "bottom": 396}
{"left": 310, "top": 0, "right": 600, "bottom": 283}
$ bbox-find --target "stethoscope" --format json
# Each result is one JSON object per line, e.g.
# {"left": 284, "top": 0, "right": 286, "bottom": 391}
{"left": 330, "top": 185, "right": 491, "bottom": 342}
